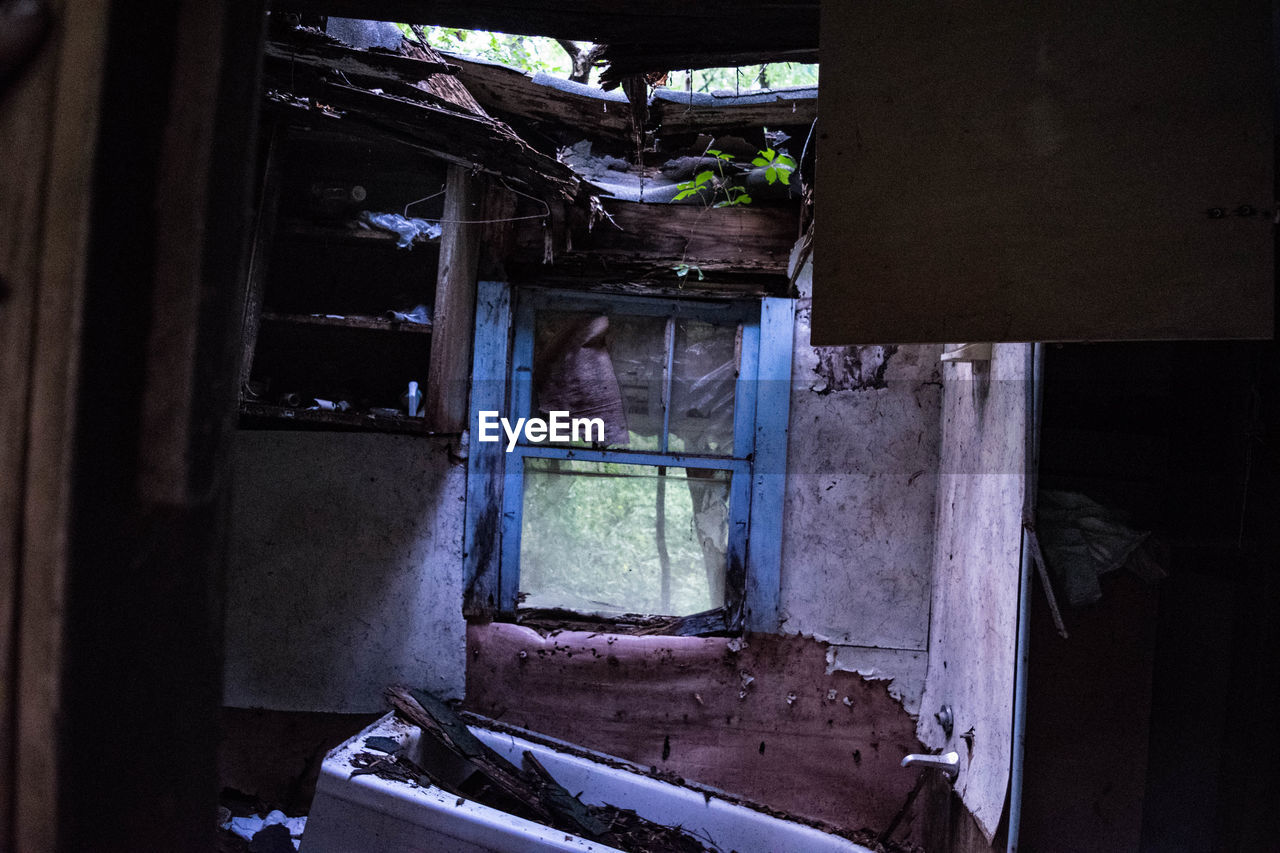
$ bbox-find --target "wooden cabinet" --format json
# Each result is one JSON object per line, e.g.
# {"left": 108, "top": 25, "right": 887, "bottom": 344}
{"left": 239, "top": 124, "right": 478, "bottom": 434}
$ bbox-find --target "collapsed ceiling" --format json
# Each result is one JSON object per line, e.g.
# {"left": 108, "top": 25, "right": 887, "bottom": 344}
{"left": 283, "top": 0, "right": 820, "bottom": 80}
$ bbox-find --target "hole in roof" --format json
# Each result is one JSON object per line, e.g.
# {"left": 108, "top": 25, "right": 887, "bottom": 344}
{"left": 398, "top": 24, "right": 818, "bottom": 93}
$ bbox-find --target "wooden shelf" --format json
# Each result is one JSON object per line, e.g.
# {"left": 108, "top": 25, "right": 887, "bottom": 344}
{"left": 238, "top": 401, "right": 430, "bottom": 435}
{"left": 279, "top": 219, "right": 442, "bottom": 247}
{"left": 261, "top": 311, "right": 432, "bottom": 334}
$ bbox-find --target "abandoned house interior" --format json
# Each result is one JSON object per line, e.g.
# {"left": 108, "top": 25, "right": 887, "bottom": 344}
{"left": 2, "top": 1, "right": 1279, "bottom": 851}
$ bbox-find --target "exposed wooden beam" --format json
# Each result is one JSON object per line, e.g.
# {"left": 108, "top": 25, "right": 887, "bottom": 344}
{"left": 512, "top": 197, "right": 799, "bottom": 278}
{"left": 55, "top": 1, "right": 267, "bottom": 849}
{"left": 448, "top": 54, "right": 633, "bottom": 144}
{"left": 427, "top": 166, "right": 483, "bottom": 432}
{"left": 263, "top": 33, "right": 458, "bottom": 80}
{"left": 0, "top": 1, "right": 108, "bottom": 848}
{"left": 263, "top": 58, "right": 584, "bottom": 200}
{"left": 649, "top": 89, "right": 817, "bottom": 136}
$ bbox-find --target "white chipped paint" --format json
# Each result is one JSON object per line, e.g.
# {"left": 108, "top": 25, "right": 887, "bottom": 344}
{"left": 824, "top": 645, "right": 928, "bottom": 717}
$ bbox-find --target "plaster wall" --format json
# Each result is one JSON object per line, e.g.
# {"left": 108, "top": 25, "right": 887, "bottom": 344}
{"left": 780, "top": 265, "right": 944, "bottom": 708}
{"left": 224, "top": 432, "right": 467, "bottom": 713}
{"left": 917, "top": 343, "right": 1031, "bottom": 841}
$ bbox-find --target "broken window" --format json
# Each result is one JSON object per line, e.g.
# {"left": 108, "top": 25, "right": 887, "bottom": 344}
{"left": 484, "top": 288, "right": 789, "bottom": 629}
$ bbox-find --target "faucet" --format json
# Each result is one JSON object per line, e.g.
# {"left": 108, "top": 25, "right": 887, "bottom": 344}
{"left": 901, "top": 750, "right": 960, "bottom": 779}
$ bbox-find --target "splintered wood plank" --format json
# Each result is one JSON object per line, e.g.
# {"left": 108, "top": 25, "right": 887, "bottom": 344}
{"left": 448, "top": 54, "right": 633, "bottom": 144}
{"left": 814, "top": 0, "right": 1273, "bottom": 344}
{"left": 263, "top": 35, "right": 458, "bottom": 82}
{"left": 427, "top": 167, "right": 483, "bottom": 433}
{"left": 464, "top": 623, "right": 925, "bottom": 836}
{"left": 260, "top": 69, "right": 581, "bottom": 201}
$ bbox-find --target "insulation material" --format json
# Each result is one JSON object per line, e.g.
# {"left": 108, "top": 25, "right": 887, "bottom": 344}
{"left": 916, "top": 344, "right": 1031, "bottom": 842}
{"left": 356, "top": 211, "right": 442, "bottom": 249}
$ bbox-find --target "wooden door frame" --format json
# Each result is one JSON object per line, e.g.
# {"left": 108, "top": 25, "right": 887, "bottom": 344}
{"left": 1, "top": 2, "right": 266, "bottom": 849}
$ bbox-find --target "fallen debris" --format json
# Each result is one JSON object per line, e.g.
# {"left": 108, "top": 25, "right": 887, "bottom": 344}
{"left": 223, "top": 809, "right": 306, "bottom": 851}
{"left": 382, "top": 684, "right": 713, "bottom": 852}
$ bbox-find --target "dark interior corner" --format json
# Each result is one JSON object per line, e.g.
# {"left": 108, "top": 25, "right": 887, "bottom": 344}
{"left": 1025, "top": 341, "right": 1280, "bottom": 852}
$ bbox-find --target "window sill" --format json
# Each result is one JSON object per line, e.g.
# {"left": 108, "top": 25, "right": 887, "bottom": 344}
{"left": 500, "top": 607, "right": 738, "bottom": 638}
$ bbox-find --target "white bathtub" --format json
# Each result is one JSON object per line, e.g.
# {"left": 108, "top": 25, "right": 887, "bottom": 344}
{"left": 301, "top": 712, "right": 873, "bottom": 853}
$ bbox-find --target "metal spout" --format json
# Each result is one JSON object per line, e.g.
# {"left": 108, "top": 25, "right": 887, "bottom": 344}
{"left": 901, "top": 750, "right": 960, "bottom": 779}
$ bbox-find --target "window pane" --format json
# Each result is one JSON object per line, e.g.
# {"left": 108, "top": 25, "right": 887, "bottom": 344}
{"left": 669, "top": 319, "right": 739, "bottom": 455}
{"left": 519, "top": 459, "right": 730, "bottom": 616}
{"left": 531, "top": 311, "right": 665, "bottom": 450}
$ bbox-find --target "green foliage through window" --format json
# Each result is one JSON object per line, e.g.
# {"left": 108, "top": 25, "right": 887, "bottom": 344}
{"left": 397, "top": 23, "right": 573, "bottom": 77}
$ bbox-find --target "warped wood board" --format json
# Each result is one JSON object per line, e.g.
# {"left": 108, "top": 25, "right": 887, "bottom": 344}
{"left": 916, "top": 344, "right": 1031, "bottom": 841}
{"left": 649, "top": 89, "right": 818, "bottom": 138}
{"left": 448, "top": 54, "right": 634, "bottom": 144}
{"left": 465, "top": 623, "right": 925, "bottom": 837}
{"left": 512, "top": 199, "right": 799, "bottom": 279}
{"left": 814, "top": 1, "right": 1273, "bottom": 344}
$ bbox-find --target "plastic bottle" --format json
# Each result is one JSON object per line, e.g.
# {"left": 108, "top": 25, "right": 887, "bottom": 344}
{"left": 406, "top": 381, "right": 422, "bottom": 418}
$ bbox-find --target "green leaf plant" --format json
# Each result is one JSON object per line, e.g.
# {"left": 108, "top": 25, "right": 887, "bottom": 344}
{"left": 672, "top": 133, "right": 797, "bottom": 209}
{"left": 671, "top": 130, "right": 798, "bottom": 281}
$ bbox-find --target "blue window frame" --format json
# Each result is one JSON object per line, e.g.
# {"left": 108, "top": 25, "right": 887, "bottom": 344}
{"left": 464, "top": 283, "right": 793, "bottom": 633}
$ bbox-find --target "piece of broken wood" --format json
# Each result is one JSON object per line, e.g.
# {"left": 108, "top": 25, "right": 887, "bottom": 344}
{"left": 386, "top": 685, "right": 604, "bottom": 836}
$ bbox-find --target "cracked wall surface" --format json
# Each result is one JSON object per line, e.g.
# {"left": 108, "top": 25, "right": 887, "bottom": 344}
{"left": 917, "top": 343, "right": 1030, "bottom": 841}
{"left": 781, "top": 261, "right": 944, "bottom": 704}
